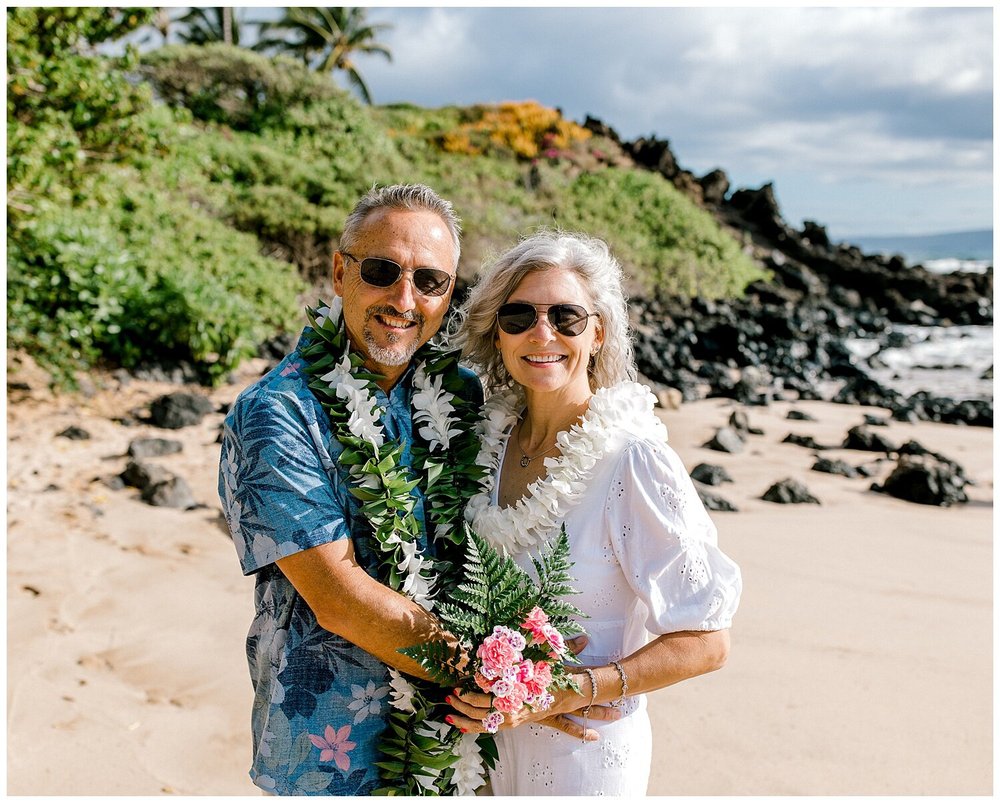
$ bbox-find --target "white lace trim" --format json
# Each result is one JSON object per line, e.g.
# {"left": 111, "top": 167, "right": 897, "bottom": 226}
{"left": 466, "top": 381, "right": 667, "bottom": 556}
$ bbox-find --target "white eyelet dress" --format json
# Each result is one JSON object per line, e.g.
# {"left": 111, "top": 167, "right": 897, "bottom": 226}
{"left": 465, "top": 381, "right": 742, "bottom": 796}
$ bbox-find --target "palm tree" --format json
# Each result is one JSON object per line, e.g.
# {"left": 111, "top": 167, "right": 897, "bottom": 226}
{"left": 254, "top": 7, "right": 392, "bottom": 104}
{"left": 176, "top": 7, "right": 243, "bottom": 46}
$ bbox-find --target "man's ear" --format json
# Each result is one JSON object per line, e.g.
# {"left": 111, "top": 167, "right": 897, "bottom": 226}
{"left": 332, "top": 251, "right": 346, "bottom": 295}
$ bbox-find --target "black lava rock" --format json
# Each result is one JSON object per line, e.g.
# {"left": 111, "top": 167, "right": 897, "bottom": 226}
{"left": 811, "top": 458, "right": 860, "bottom": 478}
{"left": 729, "top": 410, "right": 764, "bottom": 436}
{"left": 873, "top": 456, "right": 969, "bottom": 507}
{"left": 57, "top": 425, "right": 91, "bottom": 440}
{"left": 127, "top": 437, "right": 183, "bottom": 459}
{"left": 148, "top": 392, "right": 215, "bottom": 429}
{"left": 842, "top": 425, "right": 898, "bottom": 453}
{"left": 690, "top": 463, "right": 734, "bottom": 486}
{"left": 120, "top": 459, "right": 170, "bottom": 490}
{"left": 703, "top": 427, "right": 745, "bottom": 454}
{"left": 761, "top": 478, "right": 820, "bottom": 504}
{"left": 782, "top": 433, "right": 830, "bottom": 450}
{"left": 696, "top": 484, "right": 739, "bottom": 512}
{"left": 141, "top": 476, "right": 197, "bottom": 509}
{"left": 863, "top": 414, "right": 890, "bottom": 426}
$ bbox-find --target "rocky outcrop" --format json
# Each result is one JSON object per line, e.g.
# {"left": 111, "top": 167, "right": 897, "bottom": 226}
{"left": 580, "top": 116, "right": 992, "bottom": 427}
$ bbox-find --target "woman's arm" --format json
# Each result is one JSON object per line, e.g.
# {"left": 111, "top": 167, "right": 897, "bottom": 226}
{"left": 446, "top": 628, "right": 729, "bottom": 735}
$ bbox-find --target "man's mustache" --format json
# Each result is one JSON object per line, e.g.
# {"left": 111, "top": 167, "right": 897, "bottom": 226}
{"left": 366, "top": 306, "right": 425, "bottom": 326}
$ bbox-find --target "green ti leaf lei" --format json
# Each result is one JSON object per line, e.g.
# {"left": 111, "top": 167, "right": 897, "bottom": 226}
{"left": 299, "top": 299, "right": 491, "bottom": 795}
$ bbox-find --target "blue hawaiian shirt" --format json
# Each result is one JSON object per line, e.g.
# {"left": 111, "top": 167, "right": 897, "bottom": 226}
{"left": 218, "top": 328, "right": 482, "bottom": 795}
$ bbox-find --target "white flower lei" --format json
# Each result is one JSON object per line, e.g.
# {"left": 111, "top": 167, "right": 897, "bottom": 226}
{"left": 466, "top": 380, "right": 668, "bottom": 556}
{"left": 300, "top": 298, "right": 488, "bottom": 794}
{"left": 311, "top": 299, "right": 445, "bottom": 609}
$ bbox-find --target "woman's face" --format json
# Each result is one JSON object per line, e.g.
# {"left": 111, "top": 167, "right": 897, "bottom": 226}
{"left": 496, "top": 267, "right": 603, "bottom": 399}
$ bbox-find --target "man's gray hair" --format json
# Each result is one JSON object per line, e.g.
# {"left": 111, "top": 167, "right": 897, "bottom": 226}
{"left": 340, "top": 183, "right": 462, "bottom": 268}
{"left": 453, "top": 229, "right": 637, "bottom": 394}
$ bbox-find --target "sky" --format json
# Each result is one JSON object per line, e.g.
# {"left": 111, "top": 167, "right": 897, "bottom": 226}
{"left": 167, "top": 5, "right": 994, "bottom": 241}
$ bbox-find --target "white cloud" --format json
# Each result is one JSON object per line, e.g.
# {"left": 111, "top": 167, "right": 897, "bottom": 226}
{"left": 358, "top": 6, "right": 992, "bottom": 236}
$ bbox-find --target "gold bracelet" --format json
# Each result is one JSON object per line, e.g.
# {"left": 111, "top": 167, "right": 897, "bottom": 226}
{"left": 610, "top": 660, "right": 628, "bottom": 707}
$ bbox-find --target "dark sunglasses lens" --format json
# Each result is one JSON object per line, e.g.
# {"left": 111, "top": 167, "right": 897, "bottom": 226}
{"left": 550, "top": 304, "right": 590, "bottom": 335}
{"left": 497, "top": 303, "right": 537, "bottom": 334}
{"left": 412, "top": 268, "right": 452, "bottom": 297}
{"left": 360, "top": 258, "right": 401, "bottom": 287}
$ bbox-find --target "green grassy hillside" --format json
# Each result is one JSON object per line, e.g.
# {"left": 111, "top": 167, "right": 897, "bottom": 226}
{"left": 7, "top": 13, "right": 765, "bottom": 387}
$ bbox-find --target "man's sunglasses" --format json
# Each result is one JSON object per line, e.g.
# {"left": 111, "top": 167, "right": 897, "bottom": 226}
{"left": 496, "top": 302, "right": 599, "bottom": 336}
{"left": 342, "top": 253, "right": 453, "bottom": 298}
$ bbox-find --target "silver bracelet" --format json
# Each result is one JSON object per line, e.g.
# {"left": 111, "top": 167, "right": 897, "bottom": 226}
{"left": 580, "top": 668, "right": 597, "bottom": 716}
{"left": 610, "top": 660, "right": 628, "bottom": 707}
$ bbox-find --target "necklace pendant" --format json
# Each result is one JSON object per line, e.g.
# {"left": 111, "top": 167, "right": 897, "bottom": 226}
{"left": 519, "top": 455, "right": 531, "bottom": 468}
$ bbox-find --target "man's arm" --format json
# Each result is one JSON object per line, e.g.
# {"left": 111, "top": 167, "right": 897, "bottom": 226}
{"left": 278, "top": 539, "right": 616, "bottom": 739}
{"left": 277, "top": 538, "right": 458, "bottom": 682}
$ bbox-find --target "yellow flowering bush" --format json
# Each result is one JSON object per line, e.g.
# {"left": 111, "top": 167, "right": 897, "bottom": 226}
{"left": 440, "top": 101, "right": 591, "bottom": 160}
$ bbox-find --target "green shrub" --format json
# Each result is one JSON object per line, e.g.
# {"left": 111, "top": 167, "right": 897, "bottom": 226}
{"left": 140, "top": 44, "right": 341, "bottom": 132}
{"left": 557, "top": 169, "right": 765, "bottom": 297}
{"left": 7, "top": 7, "right": 159, "bottom": 214}
{"left": 7, "top": 180, "right": 304, "bottom": 386}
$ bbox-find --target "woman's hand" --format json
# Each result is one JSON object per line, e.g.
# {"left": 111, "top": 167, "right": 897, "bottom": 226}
{"left": 444, "top": 669, "right": 621, "bottom": 741}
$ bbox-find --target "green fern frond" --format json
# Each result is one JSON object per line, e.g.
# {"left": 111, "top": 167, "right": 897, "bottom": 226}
{"left": 398, "top": 640, "right": 462, "bottom": 685}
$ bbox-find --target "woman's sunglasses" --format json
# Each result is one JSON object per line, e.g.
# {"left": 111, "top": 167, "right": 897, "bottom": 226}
{"left": 496, "top": 302, "right": 599, "bottom": 336}
{"left": 342, "top": 253, "right": 453, "bottom": 298}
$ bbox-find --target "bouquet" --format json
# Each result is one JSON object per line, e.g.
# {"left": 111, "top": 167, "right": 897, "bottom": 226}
{"left": 375, "top": 525, "right": 585, "bottom": 795}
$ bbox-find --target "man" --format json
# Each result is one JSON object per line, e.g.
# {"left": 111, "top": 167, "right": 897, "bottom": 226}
{"left": 218, "top": 185, "right": 596, "bottom": 796}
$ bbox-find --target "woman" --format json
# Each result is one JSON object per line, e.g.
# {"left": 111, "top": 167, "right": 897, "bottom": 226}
{"left": 448, "top": 231, "right": 742, "bottom": 795}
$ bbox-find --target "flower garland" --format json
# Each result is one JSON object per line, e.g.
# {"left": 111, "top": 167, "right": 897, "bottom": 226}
{"left": 466, "top": 380, "right": 668, "bottom": 556}
{"left": 299, "top": 298, "right": 490, "bottom": 795}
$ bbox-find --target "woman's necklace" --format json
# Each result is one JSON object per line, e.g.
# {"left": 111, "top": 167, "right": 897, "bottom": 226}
{"left": 516, "top": 421, "right": 560, "bottom": 467}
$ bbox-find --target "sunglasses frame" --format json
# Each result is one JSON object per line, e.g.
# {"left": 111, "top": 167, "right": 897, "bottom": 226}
{"left": 341, "top": 252, "right": 454, "bottom": 298}
{"left": 495, "top": 301, "right": 599, "bottom": 337}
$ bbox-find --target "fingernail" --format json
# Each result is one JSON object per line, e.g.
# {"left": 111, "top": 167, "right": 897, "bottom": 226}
{"left": 445, "top": 715, "right": 454, "bottom": 725}
{"left": 460, "top": 727, "right": 467, "bottom": 733}
{"left": 445, "top": 695, "right": 452, "bottom": 704}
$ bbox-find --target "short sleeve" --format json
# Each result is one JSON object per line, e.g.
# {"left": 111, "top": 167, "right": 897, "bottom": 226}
{"left": 218, "top": 387, "right": 350, "bottom": 576}
{"left": 605, "top": 439, "right": 742, "bottom": 633}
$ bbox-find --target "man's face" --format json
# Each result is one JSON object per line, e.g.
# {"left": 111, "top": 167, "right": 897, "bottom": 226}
{"left": 333, "top": 207, "right": 457, "bottom": 384}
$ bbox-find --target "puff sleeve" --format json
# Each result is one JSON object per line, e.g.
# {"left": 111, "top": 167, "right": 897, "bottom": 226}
{"left": 605, "top": 438, "right": 742, "bottom": 633}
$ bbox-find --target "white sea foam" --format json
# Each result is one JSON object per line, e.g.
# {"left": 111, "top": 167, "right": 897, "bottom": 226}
{"left": 846, "top": 325, "right": 994, "bottom": 401}
{"left": 921, "top": 258, "right": 992, "bottom": 275}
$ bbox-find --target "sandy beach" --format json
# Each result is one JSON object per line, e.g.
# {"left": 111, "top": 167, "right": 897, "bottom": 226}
{"left": 6, "top": 358, "right": 992, "bottom": 795}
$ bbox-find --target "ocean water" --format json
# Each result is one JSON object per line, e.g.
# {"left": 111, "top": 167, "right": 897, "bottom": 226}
{"left": 846, "top": 325, "right": 993, "bottom": 401}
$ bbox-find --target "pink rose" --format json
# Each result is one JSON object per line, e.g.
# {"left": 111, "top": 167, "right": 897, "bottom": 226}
{"left": 541, "top": 624, "right": 566, "bottom": 657}
{"left": 522, "top": 606, "right": 549, "bottom": 631}
{"left": 533, "top": 661, "right": 553, "bottom": 689}
{"left": 521, "top": 607, "right": 550, "bottom": 646}
{"left": 477, "top": 634, "right": 520, "bottom": 676}
{"left": 493, "top": 682, "right": 528, "bottom": 714}
{"left": 516, "top": 659, "right": 534, "bottom": 683}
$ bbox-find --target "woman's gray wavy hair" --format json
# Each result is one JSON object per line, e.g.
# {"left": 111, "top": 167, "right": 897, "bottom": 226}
{"left": 453, "top": 230, "right": 636, "bottom": 394}
{"left": 340, "top": 183, "right": 462, "bottom": 269}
